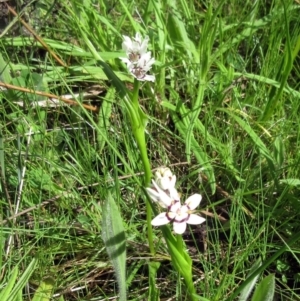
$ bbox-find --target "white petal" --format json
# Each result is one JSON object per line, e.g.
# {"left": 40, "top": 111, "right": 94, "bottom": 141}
{"left": 169, "top": 187, "right": 180, "bottom": 201}
{"left": 156, "top": 177, "right": 171, "bottom": 190}
{"left": 134, "top": 33, "right": 142, "bottom": 44}
{"left": 138, "top": 53, "right": 155, "bottom": 70}
{"left": 151, "top": 213, "right": 170, "bottom": 226}
{"left": 155, "top": 167, "right": 172, "bottom": 179}
{"left": 146, "top": 186, "right": 160, "bottom": 202}
{"left": 151, "top": 180, "right": 172, "bottom": 207}
{"left": 140, "top": 74, "right": 155, "bottom": 82}
{"left": 119, "top": 57, "right": 131, "bottom": 66}
{"left": 173, "top": 222, "right": 187, "bottom": 234}
{"left": 187, "top": 214, "right": 205, "bottom": 225}
{"left": 122, "top": 36, "right": 133, "bottom": 51}
{"left": 140, "top": 41, "right": 149, "bottom": 55}
{"left": 170, "top": 175, "right": 176, "bottom": 188}
{"left": 185, "top": 194, "right": 202, "bottom": 209}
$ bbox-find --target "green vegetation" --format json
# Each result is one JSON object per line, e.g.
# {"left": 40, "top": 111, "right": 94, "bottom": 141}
{"left": 0, "top": 0, "right": 300, "bottom": 300}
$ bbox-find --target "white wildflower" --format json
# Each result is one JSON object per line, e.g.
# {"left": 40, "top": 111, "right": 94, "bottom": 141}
{"left": 151, "top": 194, "right": 205, "bottom": 235}
{"left": 120, "top": 33, "right": 155, "bottom": 82}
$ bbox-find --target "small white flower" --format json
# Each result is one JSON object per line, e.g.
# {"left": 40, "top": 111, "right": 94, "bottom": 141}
{"left": 151, "top": 194, "right": 205, "bottom": 234}
{"left": 155, "top": 167, "right": 176, "bottom": 191}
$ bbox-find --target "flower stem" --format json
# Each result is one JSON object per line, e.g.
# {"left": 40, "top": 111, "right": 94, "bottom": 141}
{"left": 132, "top": 79, "right": 154, "bottom": 254}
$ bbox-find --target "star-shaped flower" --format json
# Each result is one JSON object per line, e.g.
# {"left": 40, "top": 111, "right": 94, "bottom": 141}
{"left": 151, "top": 194, "right": 205, "bottom": 234}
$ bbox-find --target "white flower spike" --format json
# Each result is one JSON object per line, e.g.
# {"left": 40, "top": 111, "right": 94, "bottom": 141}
{"left": 120, "top": 33, "right": 155, "bottom": 82}
{"left": 151, "top": 193, "right": 205, "bottom": 235}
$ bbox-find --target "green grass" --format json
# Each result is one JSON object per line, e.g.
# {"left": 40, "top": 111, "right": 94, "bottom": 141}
{"left": 0, "top": 0, "right": 300, "bottom": 300}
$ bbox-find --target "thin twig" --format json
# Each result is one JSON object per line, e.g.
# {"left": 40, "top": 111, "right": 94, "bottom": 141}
{"left": 0, "top": 82, "right": 99, "bottom": 112}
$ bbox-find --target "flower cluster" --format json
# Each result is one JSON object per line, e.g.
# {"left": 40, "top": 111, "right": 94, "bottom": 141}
{"left": 146, "top": 167, "right": 205, "bottom": 234}
{"left": 120, "top": 33, "right": 155, "bottom": 82}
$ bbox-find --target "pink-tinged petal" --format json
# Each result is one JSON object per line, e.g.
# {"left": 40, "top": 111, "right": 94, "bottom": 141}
{"left": 169, "top": 201, "right": 181, "bottom": 213}
{"left": 185, "top": 194, "right": 202, "bottom": 209}
{"left": 187, "top": 214, "right": 205, "bottom": 225}
{"left": 173, "top": 221, "right": 187, "bottom": 234}
{"left": 151, "top": 213, "right": 170, "bottom": 226}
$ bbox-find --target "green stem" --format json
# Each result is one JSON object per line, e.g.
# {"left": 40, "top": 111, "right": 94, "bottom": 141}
{"left": 176, "top": 234, "right": 197, "bottom": 300}
{"left": 132, "top": 79, "right": 154, "bottom": 254}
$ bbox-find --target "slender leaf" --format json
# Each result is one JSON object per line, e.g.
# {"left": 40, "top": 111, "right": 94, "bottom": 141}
{"left": 102, "top": 192, "right": 127, "bottom": 301}
{"left": 7, "top": 259, "right": 38, "bottom": 301}
{"left": 0, "top": 266, "right": 19, "bottom": 301}
{"left": 238, "top": 258, "right": 262, "bottom": 301}
{"left": 251, "top": 274, "right": 275, "bottom": 301}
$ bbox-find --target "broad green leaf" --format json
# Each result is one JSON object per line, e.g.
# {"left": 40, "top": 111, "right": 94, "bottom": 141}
{"left": 238, "top": 258, "right": 262, "bottom": 301}
{"left": 7, "top": 259, "right": 38, "bottom": 301}
{"left": 102, "top": 192, "right": 126, "bottom": 301}
{"left": 0, "top": 53, "right": 12, "bottom": 84}
{"left": 32, "top": 278, "right": 55, "bottom": 301}
{"left": 280, "top": 179, "right": 300, "bottom": 186}
{"left": 0, "top": 266, "right": 19, "bottom": 301}
{"left": 251, "top": 274, "right": 275, "bottom": 301}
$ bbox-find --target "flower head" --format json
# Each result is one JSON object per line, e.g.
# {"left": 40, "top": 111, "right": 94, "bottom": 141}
{"left": 119, "top": 33, "right": 155, "bottom": 82}
{"left": 151, "top": 194, "right": 205, "bottom": 234}
{"left": 122, "top": 33, "right": 149, "bottom": 62}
